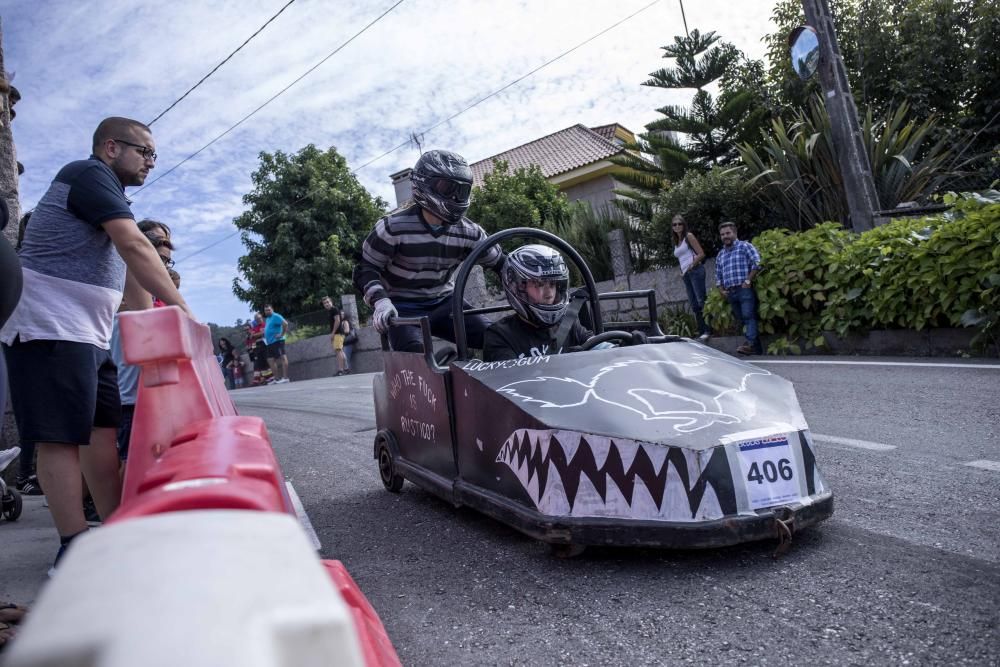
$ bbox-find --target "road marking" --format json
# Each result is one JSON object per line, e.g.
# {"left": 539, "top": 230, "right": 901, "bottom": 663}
{"left": 285, "top": 481, "right": 322, "bottom": 551}
{"left": 964, "top": 460, "right": 1000, "bottom": 472}
{"left": 753, "top": 360, "right": 1000, "bottom": 370}
{"left": 811, "top": 433, "right": 897, "bottom": 451}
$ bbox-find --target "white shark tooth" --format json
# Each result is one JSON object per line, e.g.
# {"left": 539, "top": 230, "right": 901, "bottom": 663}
{"left": 538, "top": 432, "right": 551, "bottom": 460}
{"left": 695, "top": 483, "right": 723, "bottom": 520}
{"left": 585, "top": 435, "right": 612, "bottom": 470}
{"left": 615, "top": 439, "right": 641, "bottom": 472}
{"left": 553, "top": 431, "right": 581, "bottom": 463}
{"left": 526, "top": 467, "right": 541, "bottom": 506}
{"left": 630, "top": 476, "right": 661, "bottom": 520}
{"left": 570, "top": 474, "right": 603, "bottom": 517}
{"left": 684, "top": 448, "right": 702, "bottom": 485}
{"left": 644, "top": 442, "right": 670, "bottom": 477}
{"left": 603, "top": 473, "right": 631, "bottom": 517}
{"left": 660, "top": 459, "right": 696, "bottom": 522}
{"left": 538, "top": 461, "right": 570, "bottom": 515}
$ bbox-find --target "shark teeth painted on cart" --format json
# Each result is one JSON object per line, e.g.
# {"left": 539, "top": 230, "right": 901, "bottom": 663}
{"left": 496, "top": 428, "right": 724, "bottom": 521}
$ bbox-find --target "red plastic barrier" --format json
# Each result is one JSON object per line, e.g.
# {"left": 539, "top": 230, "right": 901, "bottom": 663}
{"left": 109, "top": 416, "right": 294, "bottom": 524}
{"left": 118, "top": 306, "right": 237, "bottom": 504}
{"left": 323, "top": 560, "right": 402, "bottom": 667}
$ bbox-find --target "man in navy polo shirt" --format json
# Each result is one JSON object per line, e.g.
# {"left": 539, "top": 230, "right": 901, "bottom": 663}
{"left": 715, "top": 221, "right": 763, "bottom": 355}
{"left": 1, "top": 116, "right": 192, "bottom": 570}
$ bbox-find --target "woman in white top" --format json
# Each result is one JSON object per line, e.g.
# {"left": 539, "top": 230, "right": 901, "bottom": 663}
{"left": 671, "top": 214, "right": 711, "bottom": 341}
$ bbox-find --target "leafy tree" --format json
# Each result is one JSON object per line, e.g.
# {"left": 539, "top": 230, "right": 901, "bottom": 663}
{"left": 467, "top": 160, "right": 572, "bottom": 235}
{"left": 611, "top": 29, "right": 768, "bottom": 222}
{"left": 232, "top": 145, "right": 387, "bottom": 315}
{"left": 764, "top": 0, "right": 998, "bottom": 170}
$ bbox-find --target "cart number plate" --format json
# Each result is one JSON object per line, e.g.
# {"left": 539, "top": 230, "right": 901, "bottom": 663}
{"left": 736, "top": 436, "right": 801, "bottom": 510}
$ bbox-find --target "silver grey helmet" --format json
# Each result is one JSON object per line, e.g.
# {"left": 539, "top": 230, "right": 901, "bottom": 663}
{"left": 502, "top": 244, "right": 570, "bottom": 328}
{"left": 410, "top": 149, "right": 473, "bottom": 224}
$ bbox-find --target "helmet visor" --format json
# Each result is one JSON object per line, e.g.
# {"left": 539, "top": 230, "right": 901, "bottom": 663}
{"left": 430, "top": 177, "right": 472, "bottom": 202}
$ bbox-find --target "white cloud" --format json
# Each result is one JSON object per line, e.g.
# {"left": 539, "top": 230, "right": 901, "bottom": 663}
{"left": 5, "top": 0, "right": 779, "bottom": 325}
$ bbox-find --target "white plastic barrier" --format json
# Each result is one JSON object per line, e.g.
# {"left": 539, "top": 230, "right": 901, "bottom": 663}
{"left": 2, "top": 511, "right": 365, "bottom": 667}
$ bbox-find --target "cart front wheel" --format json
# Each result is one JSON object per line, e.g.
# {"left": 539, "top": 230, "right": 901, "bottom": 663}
{"left": 376, "top": 438, "right": 404, "bottom": 493}
{"left": 2, "top": 489, "right": 22, "bottom": 521}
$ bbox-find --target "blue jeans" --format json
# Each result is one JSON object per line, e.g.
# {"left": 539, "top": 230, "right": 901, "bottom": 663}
{"left": 682, "top": 264, "right": 709, "bottom": 336}
{"left": 390, "top": 296, "right": 490, "bottom": 353}
{"left": 726, "top": 287, "right": 762, "bottom": 352}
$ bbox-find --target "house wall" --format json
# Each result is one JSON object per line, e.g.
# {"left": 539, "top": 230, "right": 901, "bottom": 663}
{"left": 560, "top": 173, "right": 618, "bottom": 212}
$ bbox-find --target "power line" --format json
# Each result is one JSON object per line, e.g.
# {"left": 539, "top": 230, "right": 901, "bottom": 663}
{"left": 148, "top": 0, "right": 299, "bottom": 126}
{"left": 175, "top": 0, "right": 661, "bottom": 265}
{"left": 134, "top": 0, "right": 407, "bottom": 197}
{"left": 351, "top": 0, "right": 662, "bottom": 175}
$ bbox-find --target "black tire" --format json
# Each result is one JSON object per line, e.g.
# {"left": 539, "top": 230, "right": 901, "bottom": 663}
{"left": 2, "top": 489, "right": 22, "bottom": 521}
{"left": 376, "top": 437, "right": 404, "bottom": 493}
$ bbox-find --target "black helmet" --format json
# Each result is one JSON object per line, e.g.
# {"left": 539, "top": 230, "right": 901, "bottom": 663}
{"left": 411, "top": 149, "right": 473, "bottom": 224}
{"left": 502, "top": 245, "right": 570, "bottom": 328}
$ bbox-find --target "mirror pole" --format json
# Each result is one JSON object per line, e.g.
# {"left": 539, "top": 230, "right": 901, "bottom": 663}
{"left": 801, "top": 0, "right": 880, "bottom": 232}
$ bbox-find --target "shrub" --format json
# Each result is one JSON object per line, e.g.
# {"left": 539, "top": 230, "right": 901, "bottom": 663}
{"left": 704, "top": 194, "right": 1000, "bottom": 353}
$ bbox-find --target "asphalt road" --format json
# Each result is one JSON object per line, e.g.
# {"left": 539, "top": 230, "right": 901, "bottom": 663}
{"left": 233, "top": 357, "right": 1000, "bottom": 666}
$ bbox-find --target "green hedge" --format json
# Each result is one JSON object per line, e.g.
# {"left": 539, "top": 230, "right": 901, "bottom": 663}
{"left": 703, "top": 194, "right": 1000, "bottom": 354}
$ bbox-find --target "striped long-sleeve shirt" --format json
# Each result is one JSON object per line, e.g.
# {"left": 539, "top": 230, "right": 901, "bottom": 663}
{"left": 354, "top": 204, "right": 504, "bottom": 306}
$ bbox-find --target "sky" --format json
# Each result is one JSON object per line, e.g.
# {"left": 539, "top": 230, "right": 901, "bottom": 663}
{"left": 2, "top": 0, "right": 779, "bottom": 325}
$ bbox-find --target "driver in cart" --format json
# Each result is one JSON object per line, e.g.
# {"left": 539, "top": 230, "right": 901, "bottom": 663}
{"left": 483, "top": 245, "right": 592, "bottom": 361}
{"left": 354, "top": 149, "right": 505, "bottom": 352}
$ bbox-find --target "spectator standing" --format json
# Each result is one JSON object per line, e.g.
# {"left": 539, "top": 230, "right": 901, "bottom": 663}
{"left": 353, "top": 150, "right": 504, "bottom": 350}
{"left": 671, "top": 214, "right": 711, "bottom": 341}
{"left": 263, "top": 304, "right": 289, "bottom": 383}
{"left": 321, "top": 295, "right": 349, "bottom": 376}
{"left": 0, "top": 117, "right": 191, "bottom": 570}
{"left": 218, "top": 337, "right": 236, "bottom": 390}
{"left": 715, "top": 221, "right": 763, "bottom": 355}
{"left": 110, "top": 220, "right": 173, "bottom": 462}
{"left": 341, "top": 315, "right": 357, "bottom": 372}
{"left": 249, "top": 311, "right": 270, "bottom": 385}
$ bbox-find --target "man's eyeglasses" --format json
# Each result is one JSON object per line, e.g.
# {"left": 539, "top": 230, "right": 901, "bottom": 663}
{"left": 114, "top": 138, "right": 157, "bottom": 162}
{"left": 159, "top": 254, "right": 175, "bottom": 269}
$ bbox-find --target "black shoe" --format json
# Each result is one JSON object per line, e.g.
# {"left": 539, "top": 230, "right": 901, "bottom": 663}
{"left": 16, "top": 475, "right": 43, "bottom": 496}
{"left": 83, "top": 496, "right": 101, "bottom": 526}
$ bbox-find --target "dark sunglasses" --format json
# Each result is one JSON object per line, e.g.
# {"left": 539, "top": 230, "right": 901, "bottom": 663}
{"left": 430, "top": 178, "right": 471, "bottom": 202}
{"left": 114, "top": 138, "right": 157, "bottom": 162}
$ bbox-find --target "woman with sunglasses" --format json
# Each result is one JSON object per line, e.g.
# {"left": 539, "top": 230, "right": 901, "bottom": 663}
{"left": 671, "top": 214, "right": 711, "bottom": 341}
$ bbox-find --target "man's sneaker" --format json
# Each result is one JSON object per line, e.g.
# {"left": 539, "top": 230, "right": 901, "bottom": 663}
{"left": 697, "top": 333, "right": 711, "bottom": 342}
{"left": 736, "top": 344, "right": 754, "bottom": 355}
{"left": 16, "top": 475, "right": 43, "bottom": 496}
{"left": 49, "top": 530, "right": 88, "bottom": 578}
{"left": 83, "top": 496, "right": 102, "bottom": 526}
{"left": 0, "top": 446, "right": 20, "bottom": 471}
{"left": 275, "top": 377, "right": 290, "bottom": 384}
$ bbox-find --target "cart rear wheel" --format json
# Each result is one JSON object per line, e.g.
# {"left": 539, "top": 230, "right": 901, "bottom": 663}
{"left": 2, "top": 489, "right": 22, "bottom": 521}
{"left": 376, "top": 437, "right": 404, "bottom": 493}
{"left": 549, "top": 543, "right": 586, "bottom": 559}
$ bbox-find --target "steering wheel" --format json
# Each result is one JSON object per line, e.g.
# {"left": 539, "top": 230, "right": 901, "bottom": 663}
{"left": 579, "top": 330, "right": 635, "bottom": 351}
{"left": 451, "top": 227, "right": 602, "bottom": 360}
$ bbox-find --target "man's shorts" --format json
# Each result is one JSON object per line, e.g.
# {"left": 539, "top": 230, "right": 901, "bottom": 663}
{"left": 266, "top": 340, "right": 286, "bottom": 359}
{"left": 332, "top": 334, "right": 345, "bottom": 351}
{"left": 3, "top": 337, "right": 121, "bottom": 445}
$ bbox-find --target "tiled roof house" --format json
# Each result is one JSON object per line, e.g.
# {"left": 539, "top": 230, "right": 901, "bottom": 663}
{"left": 390, "top": 123, "right": 639, "bottom": 213}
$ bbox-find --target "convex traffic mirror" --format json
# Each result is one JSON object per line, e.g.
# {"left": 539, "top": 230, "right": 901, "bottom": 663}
{"left": 788, "top": 26, "right": 820, "bottom": 80}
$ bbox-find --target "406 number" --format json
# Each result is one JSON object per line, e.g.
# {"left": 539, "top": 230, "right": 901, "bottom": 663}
{"left": 747, "top": 458, "right": 793, "bottom": 485}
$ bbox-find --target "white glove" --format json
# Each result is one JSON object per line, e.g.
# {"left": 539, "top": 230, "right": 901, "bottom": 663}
{"left": 372, "top": 299, "right": 398, "bottom": 334}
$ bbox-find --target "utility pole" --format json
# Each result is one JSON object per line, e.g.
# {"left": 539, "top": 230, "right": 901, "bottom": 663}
{"left": 0, "top": 18, "right": 21, "bottom": 246}
{"left": 801, "top": 0, "right": 880, "bottom": 232}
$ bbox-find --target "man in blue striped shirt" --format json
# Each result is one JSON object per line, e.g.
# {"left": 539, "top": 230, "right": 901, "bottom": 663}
{"left": 354, "top": 150, "right": 504, "bottom": 353}
{"left": 715, "top": 222, "right": 763, "bottom": 355}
